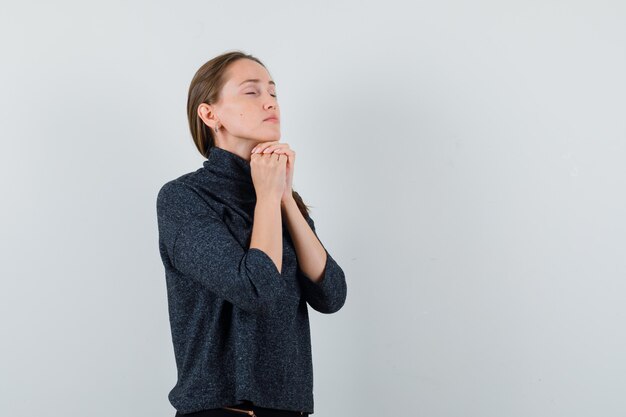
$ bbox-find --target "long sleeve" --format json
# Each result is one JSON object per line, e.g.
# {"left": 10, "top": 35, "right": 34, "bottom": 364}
{"left": 157, "top": 180, "right": 292, "bottom": 316}
{"left": 296, "top": 214, "right": 348, "bottom": 314}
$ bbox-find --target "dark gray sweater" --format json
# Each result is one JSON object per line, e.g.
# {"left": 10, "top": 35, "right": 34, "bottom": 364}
{"left": 155, "top": 146, "right": 347, "bottom": 415}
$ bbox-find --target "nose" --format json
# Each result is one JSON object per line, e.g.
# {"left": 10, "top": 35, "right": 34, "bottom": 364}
{"left": 264, "top": 92, "right": 278, "bottom": 110}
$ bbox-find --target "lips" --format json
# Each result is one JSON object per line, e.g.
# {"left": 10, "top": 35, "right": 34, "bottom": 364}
{"left": 264, "top": 116, "right": 279, "bottom": 122}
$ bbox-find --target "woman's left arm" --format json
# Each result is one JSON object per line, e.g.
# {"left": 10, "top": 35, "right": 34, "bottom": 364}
{"left": 281, "top": 196, "right": 347, "bottom": 314}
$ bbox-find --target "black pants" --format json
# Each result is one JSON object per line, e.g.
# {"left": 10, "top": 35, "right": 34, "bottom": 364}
{"left": 175, "top": 401, "right": 310, "bottom": 417}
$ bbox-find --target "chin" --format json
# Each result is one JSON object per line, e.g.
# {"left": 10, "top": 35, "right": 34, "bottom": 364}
{"left": 258, "top": 132, "right": 281, "bottom": 142}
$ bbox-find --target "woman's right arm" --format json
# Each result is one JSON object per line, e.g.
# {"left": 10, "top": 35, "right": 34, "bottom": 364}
{"left": 156, "top": 180, "right": 292, "bottom": 316}
{"left": 250, "top": 197, "right": 284, "bottom": 273}
{"left": 249, "top": 151, "right": 288, "bottom": 274}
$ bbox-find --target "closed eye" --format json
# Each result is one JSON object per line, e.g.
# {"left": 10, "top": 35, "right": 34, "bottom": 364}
{"left": 246, "top": 92, "right": 277, "bottom": 97}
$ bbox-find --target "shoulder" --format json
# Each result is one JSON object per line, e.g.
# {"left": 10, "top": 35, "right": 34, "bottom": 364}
{"left": 156, "top": 170, "right": 211, "bottom": 218}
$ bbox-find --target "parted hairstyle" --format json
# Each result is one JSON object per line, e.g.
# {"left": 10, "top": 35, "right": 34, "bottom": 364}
{"left": 187, "top": 50, "right": 311, "bottom": 219}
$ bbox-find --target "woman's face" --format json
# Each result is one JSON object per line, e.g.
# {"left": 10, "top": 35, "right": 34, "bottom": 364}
{"left": 202, "top": 58, "right": 280, "bottom": 146}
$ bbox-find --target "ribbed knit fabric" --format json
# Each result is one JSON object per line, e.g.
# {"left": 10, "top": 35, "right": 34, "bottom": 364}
{"left": 156, "top": 146, "right": 347, "bottom": 415}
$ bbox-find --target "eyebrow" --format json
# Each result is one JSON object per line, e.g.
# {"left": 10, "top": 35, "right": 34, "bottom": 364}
{"left": 239, "top": 78, "right": 276, "bottom": 87}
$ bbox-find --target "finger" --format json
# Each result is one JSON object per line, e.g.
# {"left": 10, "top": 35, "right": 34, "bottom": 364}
{"left": 255, "top": 141, "right": 288, "bottom": 154}
{"left": 262, "top": 146, "right": 279, "bottom": 154}
{"left": 253, "top": 145, "right": 272, "bottom": 154}
{"left": 262, "top": 144, "right": 291, "bottom": 154}
{"left": 275, "top": 149, "right": 294, "bottom": 160}
{"left": 252, "top": 141, "right": 280, "bottom": 154}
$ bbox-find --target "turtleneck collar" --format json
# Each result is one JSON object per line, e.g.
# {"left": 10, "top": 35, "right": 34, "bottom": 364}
{"left": 203, "top": 146, "right": 253, "bottom": 184}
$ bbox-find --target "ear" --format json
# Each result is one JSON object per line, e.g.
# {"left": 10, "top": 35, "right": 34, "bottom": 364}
{"left": 197, "top": 103, "right": 217, "bottom": 129}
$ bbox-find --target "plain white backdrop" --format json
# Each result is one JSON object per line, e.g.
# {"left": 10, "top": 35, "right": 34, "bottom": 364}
{"left": 1, "top": 1, "right": 625, "bottom": 416}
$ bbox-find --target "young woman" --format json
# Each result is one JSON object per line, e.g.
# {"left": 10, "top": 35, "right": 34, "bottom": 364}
{"left": 156, "top": 51, "right": 347, "bottom": 417}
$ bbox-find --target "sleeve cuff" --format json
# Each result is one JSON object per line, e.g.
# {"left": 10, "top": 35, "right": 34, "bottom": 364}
{"left": 298, "top": 248, "right": 347, "bottom": 313}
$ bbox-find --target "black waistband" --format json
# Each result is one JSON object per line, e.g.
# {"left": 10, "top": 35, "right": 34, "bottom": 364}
{"left": 175, "top": 401, "right": 309, "bottom": 417}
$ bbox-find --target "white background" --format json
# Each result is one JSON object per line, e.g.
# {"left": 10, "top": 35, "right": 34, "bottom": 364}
{"left": 1, "top": 1, "right": 625, "bottom": 416}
